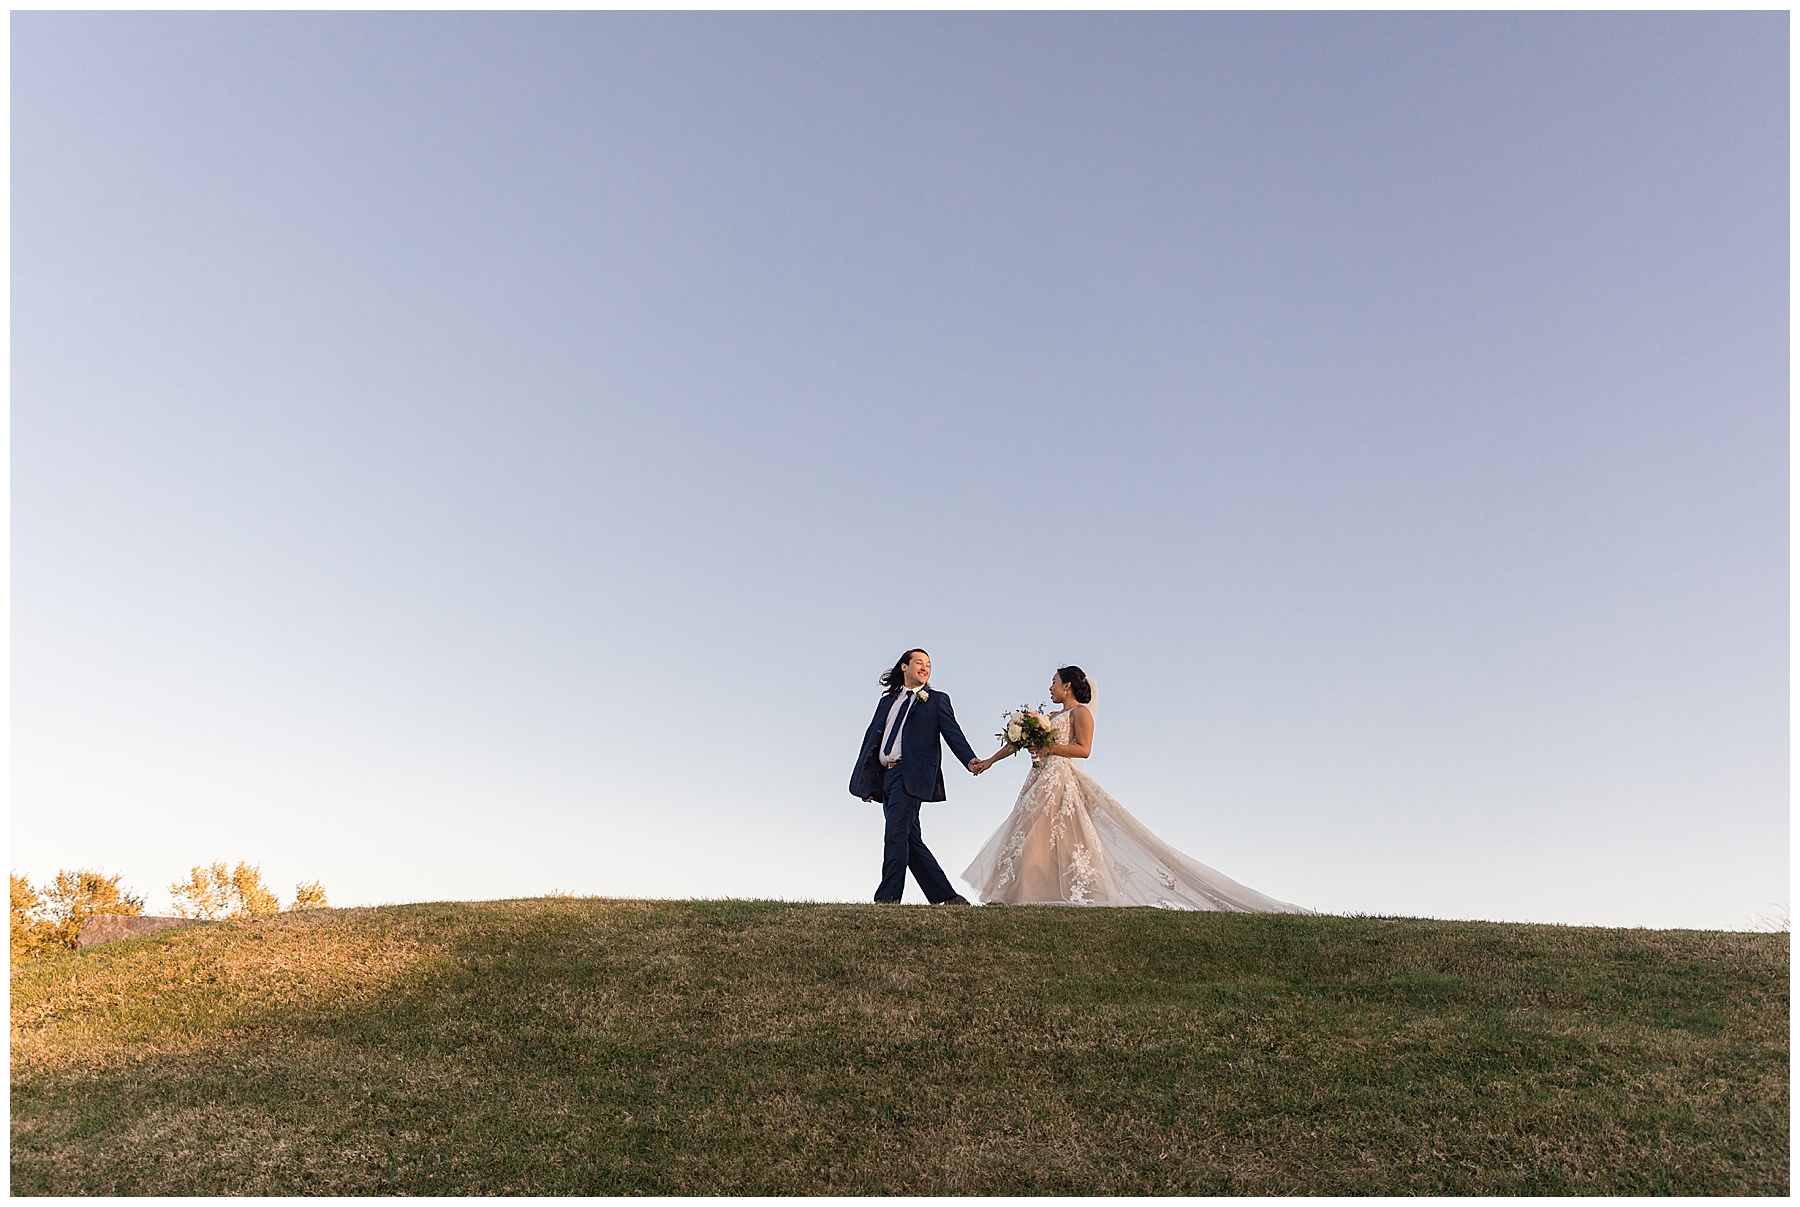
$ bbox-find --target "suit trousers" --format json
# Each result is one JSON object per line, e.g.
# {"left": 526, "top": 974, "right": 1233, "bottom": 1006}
{"left": 876, "top": 762, "right": 957, "bottom": 903}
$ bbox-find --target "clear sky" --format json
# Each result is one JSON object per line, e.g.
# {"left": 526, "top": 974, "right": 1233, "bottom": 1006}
{"left": 13, "top": 12, "right": 1787, "bottom": 929}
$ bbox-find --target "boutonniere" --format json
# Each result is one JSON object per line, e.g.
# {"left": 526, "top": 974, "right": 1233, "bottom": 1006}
{"left": 916, "top": 689, "right": 930, "bottom": 703}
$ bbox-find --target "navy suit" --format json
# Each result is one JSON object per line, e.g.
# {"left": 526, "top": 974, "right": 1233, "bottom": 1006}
{"left": 849, "top": 687, "right": 980, "bottom": 903}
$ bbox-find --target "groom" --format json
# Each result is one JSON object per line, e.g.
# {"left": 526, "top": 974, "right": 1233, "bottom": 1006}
{"left": 849, "top": 648, "right": 981, "bottom": 905}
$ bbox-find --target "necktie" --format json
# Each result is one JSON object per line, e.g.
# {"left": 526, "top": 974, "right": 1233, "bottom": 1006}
{"left": 882, "top": 691, "right": 915, "bottom": 758}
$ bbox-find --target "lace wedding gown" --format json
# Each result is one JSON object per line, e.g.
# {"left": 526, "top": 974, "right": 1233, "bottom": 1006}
{"left": 961, "top": 709, "right": 1308, "bottom": 911}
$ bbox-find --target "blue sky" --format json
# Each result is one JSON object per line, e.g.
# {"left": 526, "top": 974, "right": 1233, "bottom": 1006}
{"left": 12, "top": 12, "right": 1787, "bottom": 928}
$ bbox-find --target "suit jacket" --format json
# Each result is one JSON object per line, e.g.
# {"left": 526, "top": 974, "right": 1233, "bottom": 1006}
{"left": 849, "top": 687, "right": 980, "bottom": 803}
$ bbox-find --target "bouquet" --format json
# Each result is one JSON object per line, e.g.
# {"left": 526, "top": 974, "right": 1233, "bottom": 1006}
{"left": 998, "top": 707, "right": 1058, "bottom": 765}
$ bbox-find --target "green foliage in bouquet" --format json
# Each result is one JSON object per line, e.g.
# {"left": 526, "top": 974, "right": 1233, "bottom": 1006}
{"left": 998, "top": 707, "right": 1058, "bottom": 753}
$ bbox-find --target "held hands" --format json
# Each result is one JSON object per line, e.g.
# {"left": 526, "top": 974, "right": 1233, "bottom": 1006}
{"left": 970, "top": 745, "right": 1025, "bottom": 775}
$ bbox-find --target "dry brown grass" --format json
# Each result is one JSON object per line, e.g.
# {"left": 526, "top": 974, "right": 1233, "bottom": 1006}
{"left": 11, "top": 899, "right": 1789, "bottom": 1194}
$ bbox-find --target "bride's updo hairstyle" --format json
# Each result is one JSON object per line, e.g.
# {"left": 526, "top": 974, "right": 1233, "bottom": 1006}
{"left": 1056, "top": 665, "right": 1094, "bottom": 705}
{"left": 880, "top": 649, "right": 928, "bottom": 696}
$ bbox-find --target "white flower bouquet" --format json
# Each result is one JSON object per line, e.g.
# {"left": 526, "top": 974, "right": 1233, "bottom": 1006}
{"left": 998, "top": 707, "right": 1058, "bottom": 765}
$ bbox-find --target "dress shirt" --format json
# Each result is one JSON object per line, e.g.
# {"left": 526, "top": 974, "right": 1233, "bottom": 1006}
{"left": 879, "top": 687, "right": 923, "bottom": 768}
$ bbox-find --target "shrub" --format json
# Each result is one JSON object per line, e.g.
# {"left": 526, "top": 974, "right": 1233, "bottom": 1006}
{"left": 169, "top": 862, "right": 327, "bottom": 918}
{"left": 10, "top": 869, "right": 144, "bottom": 964}
{"left": 11, "top": 873, "right": 53, "bottom": 965}
{"left": 290, "top": 880, "right": 329, "bottom": 911}
{"left": 169, "top": 861, "right": 281, "bottom": 920}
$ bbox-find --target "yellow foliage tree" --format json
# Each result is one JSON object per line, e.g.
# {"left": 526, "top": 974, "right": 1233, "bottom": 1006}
{"left": 169, "top": 861, "right": 282, "bottom": 920}
{"left": 11, "top": 873, "right": 52, "bottom": 965}
{"left": 289, "top": 880, "right": 329, "bottom": 911}
{"left": 167, "top": 862, "right": 231, "bottom": 920}
{"left": 11, "top": 869, "right": 144, "bottom": 964}
{"left": 233, "top": 863, "right": 282, "bottom": 917}
{"left": 44, "top": 869, "right": 146, "bottom": 948}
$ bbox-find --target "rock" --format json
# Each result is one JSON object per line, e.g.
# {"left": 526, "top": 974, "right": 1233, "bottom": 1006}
{"left": 76, "top": 914, "right": 204, "bottom": 948}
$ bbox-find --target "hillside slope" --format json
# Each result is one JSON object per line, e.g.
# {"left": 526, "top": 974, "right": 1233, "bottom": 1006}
{"left": 11, "top": 899, "right": 1788, "bottom": 1194}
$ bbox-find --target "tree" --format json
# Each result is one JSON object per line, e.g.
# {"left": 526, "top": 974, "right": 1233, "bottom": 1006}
{"left": 167, "top": 862, "right": 232, "bottom": 920}
{"left": 42, "top": 870, "right": 146, "bottom": 950}
{"left": 11, "top": 869, "right": 144, "bottom": 963}
{"left": 11, "top": 873, "right": 52, "bottom": 965}
{"left": 168, "top": 862, "right": 287, "bottom": 919}
{"left": 231, "top": 863, "right": 282, "bottom": 917}
{"left": 289, "top": 880, "right": 329, "bottom": 911}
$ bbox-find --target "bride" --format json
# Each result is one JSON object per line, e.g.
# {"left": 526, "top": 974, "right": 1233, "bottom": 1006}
{"left": 962, "top": 666, "right": 1309, "bottom": 912}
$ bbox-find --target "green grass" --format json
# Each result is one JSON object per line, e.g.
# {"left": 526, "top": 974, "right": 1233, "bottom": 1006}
{"left": 10, "top": 899, "right": 1788, "bottom": 1194}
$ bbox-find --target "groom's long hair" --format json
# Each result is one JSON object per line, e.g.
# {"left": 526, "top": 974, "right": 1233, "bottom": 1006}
{"left": 879, "top": 649, "right": 928, "bottom": 696}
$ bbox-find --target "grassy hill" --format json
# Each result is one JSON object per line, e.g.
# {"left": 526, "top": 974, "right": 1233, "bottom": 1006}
{"left": 10, "top": 899, "right": 1788, "bottom": 1195}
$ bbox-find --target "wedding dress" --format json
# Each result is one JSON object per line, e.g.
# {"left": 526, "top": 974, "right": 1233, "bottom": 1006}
{"left": 961, "top": 708, "right": 1308, "bottom": 911}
